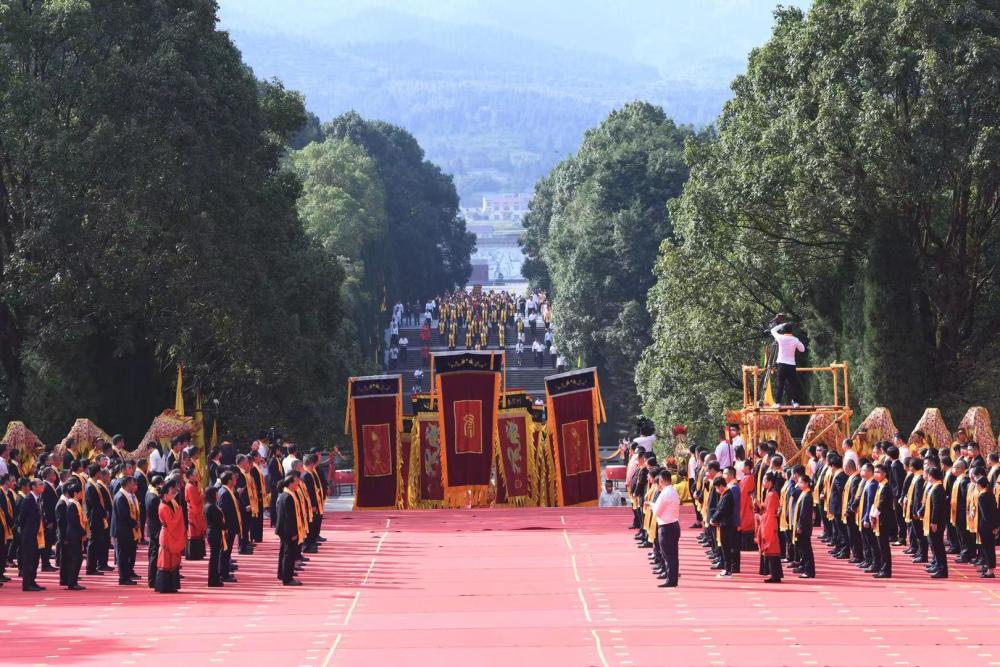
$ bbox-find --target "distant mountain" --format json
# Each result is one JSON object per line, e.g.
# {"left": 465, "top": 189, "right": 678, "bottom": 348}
{"left": 221, "top": 6, "right": 749, "bottom": 203}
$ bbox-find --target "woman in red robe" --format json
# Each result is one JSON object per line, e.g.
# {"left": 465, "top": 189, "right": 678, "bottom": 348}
{"left": 185, "top": 469, "right": 207, "bottom": 560}
{"left": 757, "top": 472, "right": 783, "bottom": 583}
{"left": 156, "top": 480, "right": 186, "bottom": 593}
{"left": 738, "top": 460, "right": 757, "bottom": 550}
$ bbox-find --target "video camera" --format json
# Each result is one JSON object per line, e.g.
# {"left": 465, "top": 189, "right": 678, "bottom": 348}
{"left": 266, "top": 426, "right": 283, "bottom": 447}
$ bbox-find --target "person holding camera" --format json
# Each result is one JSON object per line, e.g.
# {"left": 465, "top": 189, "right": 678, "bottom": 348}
{"left": 770, "top": 316, "right": 805, "bottom": 407}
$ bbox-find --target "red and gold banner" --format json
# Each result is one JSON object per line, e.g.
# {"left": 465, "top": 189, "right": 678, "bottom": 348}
{"left": 396, "top": 418, "right": 413, "bottom": 509}
{"left": 495, "top": 407, "right": 536, "bottom": 506}
{"left": 545, "top": 368, "right": 606, "bottom": 507}
{"left": 346, "top": 375, "right": 403, "bottom": 510}
{"left": 433, "top": 351, "right": 503, "bottom": 507}
{"left": 408, "top": 412, "right": 444, "bottom": 507}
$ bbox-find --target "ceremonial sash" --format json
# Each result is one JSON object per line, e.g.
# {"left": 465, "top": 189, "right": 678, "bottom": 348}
{"left": 240, "top": 470, "right": 260, "bottom": 517}
{"left": 923, "top": 483, "right": 938, "bottom": 534}
{"left": 855, "top": 480, "right": 869, "bottom": 528}
{"left": 779, "top": 482, "right": 790, "bottom": 531}
{"left": 872, "top": 482, "right": 887, "bottom": 536}
{"left": 904, "top": 475, "right": 917, "bottom": 523}
{"left": 309, "top": 469, "right": 325, "bottom": 506}
{"left": 0, "top": 490, "right": 13, "bottom": 540}
{"left": 126, "top": 493, "right": 141, "bottom": 540}
{"left": 286, "top": 490, "right": 308, "bottom": 542}
{"left": 842, "top": 474, "right": 857, "bottom": 519}
{"left": 950, "top": 476, "right": 965, "bottom": 524}
{"left": 222, "top": 486, "right": 243, "bottom": 535}
{"left": 792, "top": 493, "right": 808, "bottom": 543}
{"left": 295, "top": 484, "right": 313, "bottom": 523}
{"left": 69, "top": 498, "right": 89, "bottom": 537}
{"left": 968, "top": 485, "right": 981, "bottom": 538}
{"left": 95, "top": 481, "right": 111, "bottom": 528}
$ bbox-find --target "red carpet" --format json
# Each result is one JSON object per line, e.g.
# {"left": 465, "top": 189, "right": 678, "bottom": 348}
{"left": 3, "top": 507, "right": 1000, "bottom": 666}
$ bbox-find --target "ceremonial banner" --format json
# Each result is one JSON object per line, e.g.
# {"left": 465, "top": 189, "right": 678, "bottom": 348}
{"left": 433, "top": 351, "right": 503, "bottom": 507}
{"left": 408, "top": 412, "right": 444, "bottom": 508}
{"left": 545, "top": 368, "right": 606, "bottom": 507}
{"left": 396, "top": 418, "right": 413, "bottom": 509}
{"left": 495, "top": 401, "right": 536, "bottom": 507}
{"left": 346, "top": 375, "right": 403, "bottom": 510}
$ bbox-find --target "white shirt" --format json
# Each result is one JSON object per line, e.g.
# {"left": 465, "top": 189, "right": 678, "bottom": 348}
{"left": 715, "top": 440, "right": 735, "bottom": 468}
{"left": 687, "top": 455, "right": 698, "bottom": 480}
{"left": 0, "top": 457, "right": 7, "bottom": 477}
{"left": 771, "top": 326, "right": 805, "bottom": 365}
{"left": 399, "top": 337, "right": 408, "bottom": 346}
{"left": 556, "top": 355, "right": 567, "bottom": 367}
{"left": 282, "top": 455, "right": 300, "bottom": 472}
{"left": 844, "top": 449, "right": 859, "bottom": 469}
{"left": 149, "top": 449, "right": 167, "bottom": 474}
{"left": 633, "top": 434, "right": 657, "bottom": 452}
{"left": 532, "top": 341, "right": 543, "bottom": 353}
{"left": 651, "top": 485, "right": 680, "bottom": 525}
{"left": 515, "top": 342, "right": 524, "bottom": 353}
{"left": 599, "top": 489, "right": 624, "bottom": 507}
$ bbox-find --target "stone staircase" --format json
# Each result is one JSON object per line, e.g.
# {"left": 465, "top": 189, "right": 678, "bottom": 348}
{"left": 389, "top": 323, "right": 559, "bottom": 414}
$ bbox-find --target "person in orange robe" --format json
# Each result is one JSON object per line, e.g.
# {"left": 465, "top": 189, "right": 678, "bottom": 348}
{"left": 757, "top": 472, "right": 783, "bottom": 583}
{"left": 738, "top": 460, "right": 757, "bottom": 550}
{"left": 155, "top": 480, "right": 185, "bottom": 593}
{"left": 184, "top": 469, "right": 206, "bottom": 561}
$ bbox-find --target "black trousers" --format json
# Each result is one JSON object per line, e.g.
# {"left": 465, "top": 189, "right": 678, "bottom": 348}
{"left": 960, "top": 527, "right": 977, "bottom": 559}
{"left": 86, "top": 530, "right": 106, "bottom": 572}
{"left": 721, "top": 526, "right": 739, "bottom": 573}
{"left": 847, "top": 519, "right": 863, "bottom": 560}
{"left": 147, "top": 536, "right": 160, "bottom": 587}
{"left": 862, "top": 527, "right": 879, "bottom": 568}
{"left": 208, "top": 533, "right": 223, "bottom": 585}
{"left": 117, "top": 540, "right": 137, "bottom": 583}
{"left": 656, "top": 522, "right": 680, "bottom": 585}
{"left": 221, "top": 530, "right": 237, "bottom": 576}
{"left": 278, "top": 538, "right": 299, "bottom": 583}
{"left": 766, "top": 555, "right": 783, "bottom": 580}
{"left": 773, "top": 363, "right": 802, "bottom": 405}
{"left": 60, "top": 540, "right": 82, "bottom": 587}
{"left": 19, "top": 542, "right": 40, "bottom": 589}
{"left": 980, "top": 530, "right": 997, "bottom": 570}
{"left": 0, "top": 540, "right": 8, "bottom": 577}
{"left": 877, "top": 531, "right": 893, "bottom": 574}
{"left": 929, "top": 527, "right": 948, "bottom": 574}
{"left": 796, "top": 535, "right": 815, "bottom": 576}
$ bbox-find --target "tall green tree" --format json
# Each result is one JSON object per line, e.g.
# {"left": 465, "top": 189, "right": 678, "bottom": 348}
{"left": 521, "top": 102, "right": 693, "bottom": 433}
{"left": 0, "top": 0, "right": 350, "bottom": 444}
{"left": 639, "top": 1, "right": 1000, "bottom": 442}
{"left": 324, "top": 112, "right": 475, "bottom": 305}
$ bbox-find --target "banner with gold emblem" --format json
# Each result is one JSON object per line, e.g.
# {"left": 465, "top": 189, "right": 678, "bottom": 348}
{"left": 407, "top": 411, "right": 445, "bottom": 508}
{"left": 346, "top": 375, "right": 402, "bottom": 510}
{"left": 495, "top": 391, "right": 537, "bottom": 506}
{"left": 545, "top": 368, "right": 606, "bottom": 507}
{"left": 433, "top": 351, "right": 503, "bottom": 507}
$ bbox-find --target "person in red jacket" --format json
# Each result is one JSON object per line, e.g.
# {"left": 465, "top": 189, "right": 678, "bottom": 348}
{"left": 739, "top": 460, "right": 757, "bottom": 550}
{"left": 185, "top": 469, "right": 207, "bottom": 560}
{"left": 757, "top": 472, "right": 783, "bottom": 583}
{"left": 155, "top": 479, "right": 186, "bottom": 593}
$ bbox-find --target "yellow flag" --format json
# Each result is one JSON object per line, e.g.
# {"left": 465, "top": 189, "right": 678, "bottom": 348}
{"left": 174, "top": 363, "right": 185, "bottom": 417}
{"left": 210, "top": 418, "right": 218, "bottom": 449}
{"left": 193, "top": 390, "right": 208, "bottom": 487}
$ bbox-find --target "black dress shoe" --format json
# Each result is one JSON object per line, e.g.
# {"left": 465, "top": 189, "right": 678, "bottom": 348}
{"left": 119, "top": 580, "right": 137, "bottom": 586}
{"left": 41, "top": 565, "right": 57, "bottom": 572}
{"left": 930, "top": 571, "right": 948, "bottom": 579}
{"left": 981, "top": 572, "right": 995, "bottom": 578}
{"left": 208, "top": 582, "right": 225, "bottom": 587}
{"left": 100, "top": 565, "right": 115, "bottom": 571}
{"left": 23, "top": 584, "right": 45, "bottom": 591}
{"left": 711, "top": 563, "right": 725, "bottom": 570}
{"left": 658, "top": 581, "right": 677, "bottom": 588}
{"left": 763, "top": 578, "right": 781, "bottom": 583}
{"left": 222, "top": 576, "right": 238, "bottom": 583}
{"left": 67, "top": 584, "right": 86, "bottom": 591}
{"left": 85, "top": 570, "right": 104, "bottom": 576}
{"left": 283, "top": 579, "right": 303, "bottom": 586}
{"left": 798, "top": 574, "right": 814, "bottom": 579}
{"left": 874, "top": 572, "right": 891, "bottom": 579}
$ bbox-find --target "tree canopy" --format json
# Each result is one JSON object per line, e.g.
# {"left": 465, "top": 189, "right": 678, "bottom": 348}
{"left": 0, "top": 0, "right": 350, "bottom": 444}
{"left": 520, "top": 102, "right": 693, "bottom": 432}
{"left": 639, "top": 0, "right": 1000, "bottom": 441}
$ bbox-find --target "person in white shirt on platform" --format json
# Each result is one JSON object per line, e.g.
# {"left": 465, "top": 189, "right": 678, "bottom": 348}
{"left": 515, "top": 341, "right": 524, "bottom": 366}
{"left": 651, "top": 469, "right": 681, "bottom": 587}
{"left": 598, "top": 480, "right": 625, "bottom": 507}
{"left": 148, "top": 443, "right": 167, "bottom": 475}
{"left": 770, "top": 321, "right": 806, "bottom": 407}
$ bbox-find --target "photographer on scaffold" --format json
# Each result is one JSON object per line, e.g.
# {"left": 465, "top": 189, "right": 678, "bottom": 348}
{"left": 769, "top": 314, "right": 805, "bottom": 407}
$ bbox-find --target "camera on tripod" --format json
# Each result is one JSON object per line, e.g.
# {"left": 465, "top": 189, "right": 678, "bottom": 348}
{"left": 266, "top": 426, "right": 283, "bottom": 447}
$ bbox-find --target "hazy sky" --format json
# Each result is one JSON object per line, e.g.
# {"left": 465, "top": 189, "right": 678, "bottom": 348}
{"left": 219, "top": 0, "right": 812, "bottom": 81}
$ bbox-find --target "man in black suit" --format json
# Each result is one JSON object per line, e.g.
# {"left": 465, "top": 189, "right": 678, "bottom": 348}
{"left": 274, "top": 474, "right": 303, "bottom": 586}
{"left": 826, "top": 455, "right": 848, "bottom": 558}
{"left": 216, "top": 471, "right": 241, "bottom": 582}
{"left": 794, "top": 476, "right": 815, "bottom": 578}
{"left": 40, "top": 466, "right": 59, "bottom": 572}
{"left": 904, "top": 459, "right": 928, "bottom": 562}
{"left": 887, "top": 445, "right": 907, "bottom": 545}
{"left": 61, "top": 438, "right": 79, "bottom": 472}
{"left": 975, "top": 475, "right": 997, "bottom": 578}
{"left": 951, "top": 461, "right": 974, "bottom": 563}
{"left": 219, "top": 436, "right": 237, "bottom": 467}
{"left": 61, "top": 482, "right": 87, "bottom": 591}
{"left": 926, "top": 466, "right": 949, "bottom": 578}
{"left": 112, "top": 476, "right": 141, "bottom": 585}
{"left": 0, "top": 473, "right": 15, "bottom": 583}
{"left": 842, "top": 460, "right": 864, "bottom": 563}
{"left": 204, "top": 486, "right": 226, "bottom": 587}
{"left": 872, "top": 464, "right": 898, "bottom": 578}
{"left": 145, "top": 475, "right": 164, "bottom": 588}
{"left": 17, "top": 479, "right": 45, "bottom": 591}
{"left": 134, "top": 459, "right": 150, "bottom": 545}
{"left": 709, "top": 474, "right": 737, "bottom": 577}
{"left": 86, "top": 466, "right": 111, "bottom": 575}
{"left": 968, "top": 443, "right": 986, "bottom": 470}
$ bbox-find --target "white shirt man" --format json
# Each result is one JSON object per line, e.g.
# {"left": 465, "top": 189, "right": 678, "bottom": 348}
{"left": 715, "top": 438, "right": 736, "bottom": 469}
{"left": 598, "top": 483, "right": 625, "bottom": 508}
{"left": 515, "top": 341, "right": 524, "bottom": 355}
{"left": 651, "top": 481, "right": 680, "bottom": 525}
{"left": 633, "top": 433, "right": 657, "bottom": 453}
{"left": 0, "top": 450, "right": 8, "bottom": 477}
{"left": 770, "top": 324, "right": 805, "bottom": 365}
{"left": 687, "top": 453, "right": 698, "bottom": 481}
{"left": 843, "top": 444, "right": 859, "bottom": 470}
{"left": 149, "top": 447, "right": 167, "bottom": 474}
{"left": 556, "top": 354, "right": 567, "bottom": 371}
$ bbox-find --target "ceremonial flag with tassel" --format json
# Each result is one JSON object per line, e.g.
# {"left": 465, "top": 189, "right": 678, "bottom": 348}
{"left": 209, "top": 418, "right": 218, "bottom": 449}
{"left": 408, "top": 411, "right": 445, "bottom": 508}
{"left": 545, "top": 367, "right": 606, "bottom": 507}
{"left": 193, "top": 391, "right": 208, "bottom": 488}
{"left": 495, "top": 391, "right": 537, "bottom": 507}
{"left": 345, "top": 375, "right": 402, "bottom": 510}
{"left": 174, "top": 362, "right": 185, "bottom": 417}
{"left": 433, "top": 351, "right": 502, "bottom": 508}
